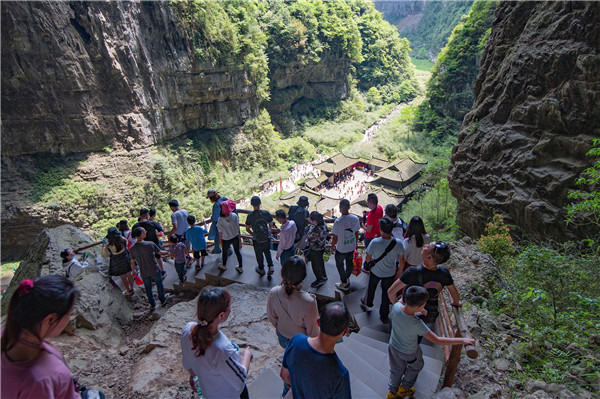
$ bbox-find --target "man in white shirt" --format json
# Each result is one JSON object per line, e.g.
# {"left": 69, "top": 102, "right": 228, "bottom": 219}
{"left": 331, "top": 199, "right": 361, "bottom": 292}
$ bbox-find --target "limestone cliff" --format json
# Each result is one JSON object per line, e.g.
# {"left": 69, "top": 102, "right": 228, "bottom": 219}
{"left": 449, "top": 1, "right": 600, "bottom": 241}
{"left": 1, "top": 1, "right": 259, "bottom": 156}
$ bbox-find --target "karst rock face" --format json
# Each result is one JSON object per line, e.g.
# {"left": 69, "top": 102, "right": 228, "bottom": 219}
{"left": 1, "top": 1, "right": 259, "bottom": 156}
{"left": 448, "top": 1, "right": 600, "bottom": 241}
{"left": 0, "top": 1, "right": 350, "bottom": 156}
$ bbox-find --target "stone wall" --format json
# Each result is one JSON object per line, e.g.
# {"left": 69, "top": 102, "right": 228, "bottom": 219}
{"left": 448, "top": 1, "right": 600, "bottom": 241}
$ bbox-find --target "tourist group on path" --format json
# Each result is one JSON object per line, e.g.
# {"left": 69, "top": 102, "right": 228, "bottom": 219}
{"left": 2, "top": 189, "right": 475, "bottom": 399}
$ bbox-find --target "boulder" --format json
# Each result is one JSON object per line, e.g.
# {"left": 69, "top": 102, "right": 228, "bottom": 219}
{"left": 468, "top": 385, "right": 502, "bottom": 399}
{"left": 523, "top": 391, "right": 552, "bottom": 399}
{"left": 432, "top": 387, "right": 468, "bottom": 399}
{"left": 525, "top": 379, "right": 547, "bottom": 393}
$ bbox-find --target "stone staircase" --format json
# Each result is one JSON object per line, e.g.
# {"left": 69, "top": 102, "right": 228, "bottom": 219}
{"left": 157, "top": 247, "right": 446, "bottom": 398}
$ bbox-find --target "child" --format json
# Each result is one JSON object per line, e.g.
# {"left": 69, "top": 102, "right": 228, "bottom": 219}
{"left": 1, "top": 275, "right": 81, "bottom": 398}
{"left": 129, "top": 227, "right": 171, "bottom": 310}
{"left": 386, "top": 286, "right": 475, "bottom": 399}
{"left": 169, "top": 235, "right": 188, "bottom": 285}
{"left": 117, "top": 220, "right": 136, "bottom": 249}
{"left": 180, "top": 287, "right": 253, "bottom": 399}
{"left": 185, "top": 215, "right": 208, "bottom": 271}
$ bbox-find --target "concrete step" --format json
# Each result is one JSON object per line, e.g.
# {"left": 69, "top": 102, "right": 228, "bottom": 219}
{"left": 349, "top": 375, "right": 381, "bottom": 399}
{"left": 346, "top": 332, "right": 389, "bottom": 354}
{"left": 358, "top": 326, "right": 390, "bottom": 344}
{"left": 247, "top": 367, "right": 286, "bottom": 399}
{"left": 203, "top": 246, "right": 345, "bottom": 300}
{"left": 413, "top": 367, "right": 442, "bottom": 399}
{"left": 420, "top": 341, "right": 445, "bottom": 363}
{"left": 340, "top": 335, "right": 389, "bottom": 376}
{"left": 335, "top": 342, "right": 390, "bottom": 398}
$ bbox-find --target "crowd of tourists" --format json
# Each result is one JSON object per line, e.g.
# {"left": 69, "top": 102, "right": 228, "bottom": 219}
{"left": 1, "top": 189, "right": 475, "bottom": 399}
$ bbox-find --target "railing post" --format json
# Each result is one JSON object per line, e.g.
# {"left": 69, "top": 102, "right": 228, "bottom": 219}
{"left": 442, "top": 335, "right": 463, "bottom": 387}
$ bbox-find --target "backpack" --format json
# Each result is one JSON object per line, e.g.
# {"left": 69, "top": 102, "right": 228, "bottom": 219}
{"left": 252, "top": 212, "right": 271, "bottom": 243}
{"left": 220, "top": 200, "right": 237, "bottom": 216}
{"left": 289, "top": 205, "right": 308, "bottom": 242}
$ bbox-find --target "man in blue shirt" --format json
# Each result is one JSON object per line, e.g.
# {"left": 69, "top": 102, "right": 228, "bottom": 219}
{"left": 280, "top": 302, "right": 352, "bottom": 399}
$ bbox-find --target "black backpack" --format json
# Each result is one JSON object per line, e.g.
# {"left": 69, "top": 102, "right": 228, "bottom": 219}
{"left": 253, "top": 212, "right": 271, "bottom": 243}
{"left": 289, "top": 205, "right": 308, "bottom": 242}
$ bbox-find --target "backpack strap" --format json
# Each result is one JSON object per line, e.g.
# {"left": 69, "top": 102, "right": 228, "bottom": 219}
{"left": 371, "top": 239, "right": 397, "bottom": 267}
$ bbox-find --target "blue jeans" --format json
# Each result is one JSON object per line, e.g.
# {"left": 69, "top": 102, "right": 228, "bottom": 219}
{"left": 277, "top": 331, "right": 292, "bottom": 397}
{"left": 280, "top": 245, "right": 295, "bottom": 266}
{"left": 142, "top": 271, "right": 166, "bottom": 308}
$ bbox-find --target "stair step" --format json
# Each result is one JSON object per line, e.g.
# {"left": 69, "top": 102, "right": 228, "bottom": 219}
{"left": 413, "top": 368, "right": 442, "bottom": 399}
{"left": 247, "top": 367, "right": 284, "bottom": 399}
{"left": 420, "top": 341, "right": 445, "bottom": 363}
{"left": 346, "top": 332, "right": 389, "bottom": 354}
{"left": 358, "top": 326, "right": 390, "bottom": 344}
{"left": 340, "top": 336, "right": 390, "bottom": 376}
{"left": 354, "top": 309, "right": 389, "bottom": 329}
{"left": 335, "top": 343, "right": 389, "bottom": 398}
{"left": 349, "top": 375, "right": 381, "bottom": 399}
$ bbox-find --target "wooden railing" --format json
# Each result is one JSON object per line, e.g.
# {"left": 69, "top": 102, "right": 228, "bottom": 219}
{"left": 437, "top": 288, "right": 478, "bottom": 387}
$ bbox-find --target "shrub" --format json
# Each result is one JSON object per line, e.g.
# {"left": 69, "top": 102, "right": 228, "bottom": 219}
{"left": 477, "top": 214, "right": 515, "bottom": 262}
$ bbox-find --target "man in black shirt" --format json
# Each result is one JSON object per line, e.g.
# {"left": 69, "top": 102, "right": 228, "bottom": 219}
{"left": 245, "top": 196, "right": 275, "bottom": 276}
{"left": 387, "top": 241, "right": 461, "bottom": 324}
{"left": 132, "top": 208, "right": 166, "bottom": 278}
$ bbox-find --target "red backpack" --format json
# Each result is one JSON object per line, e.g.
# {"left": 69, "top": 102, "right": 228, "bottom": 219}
{"left": 220, "top": 200, "right": 237, "bottom": 216}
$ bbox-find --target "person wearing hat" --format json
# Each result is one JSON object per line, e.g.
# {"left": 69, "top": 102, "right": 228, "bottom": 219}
{"left": 206, "top": 189, "right": 233, "bottom": 255}
{"left": 60, "top": 248, "right": 88, "bottom": 278}
{"left": 101, "top": 227, "right": 135, "bottom": 296}
{"left": 288, "top": 195, "right": 310, "bottom": 246}
{"left": 245, "top": 196, "right": 275, "bottom": 276}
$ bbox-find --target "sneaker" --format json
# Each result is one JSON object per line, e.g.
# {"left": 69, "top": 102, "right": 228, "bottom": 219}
{"left": 211, "top": 248, "right": 222, "bottom": 254}
{"left": 195, "top": 265, "right": 201, "bottom": 272}
{"left": 218, "top": 263, "right": 227, "bottom": 271}
{"left": 235, "top": 266, "right": 244, "bottom": 273}
{"left": 161, "top": 294, "right": 172, "bottom": 307}
{"left": 322, "top": 276, "right": 328, "bottom": 281}
{"left": 310, "top": 279, "right": 325, "bottom": 288}
{"left": 255, "top": 267, "right": 266, "bottom": 276}
{"left": 386, "top": 391, "right": 398, "bottom": 399}
{"left": 335, "top": 282, "right": 351, "bottom": 292}
{"left": 396, "top": 386, "right": 415, "bottom": 398}
{"left": 267, "top": 266, "right": 274, "bottom": 276}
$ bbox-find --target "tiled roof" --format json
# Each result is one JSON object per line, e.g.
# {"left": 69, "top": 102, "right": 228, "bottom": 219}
{"left": 373, "top": 157, "right": 427, "bottom": 183}
{"left": 349, "top": 187, "right": 405, "bottom": 217}
{"left": 314, "top": 152, "right": 361, "bottom": 174}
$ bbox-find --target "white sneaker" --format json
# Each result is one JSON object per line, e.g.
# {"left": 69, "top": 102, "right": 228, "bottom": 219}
{"left": 235, "top": 267, "right": 244, "bottom": 273}
{"left": 218, "top": 264, "right": 227, "bottom": 271}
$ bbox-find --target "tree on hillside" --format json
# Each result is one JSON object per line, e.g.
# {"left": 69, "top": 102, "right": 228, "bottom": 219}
{"left": 414, "top": 1, "right": 497, "bottom": 140}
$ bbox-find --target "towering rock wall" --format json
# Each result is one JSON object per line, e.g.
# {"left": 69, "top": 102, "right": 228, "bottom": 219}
{"left": 1, "top": 1, "right": 259, "bottom": 156}
{"left": 449, "top": 1, "right": 600, "bottom": 241}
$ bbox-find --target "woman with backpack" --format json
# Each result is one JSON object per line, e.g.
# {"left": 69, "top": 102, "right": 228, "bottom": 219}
{"left": 217, "top": 202, "right": 243, "bottom": 273}
{"left": 400, "top": 216, "right": 431, "bottom": 274}
{"left": 304, "top": 211, "right": 329, "bottom": 288}
{"left": 102, "top": 227, "right": 135, "bottom": 296}
{"left": 181, "top": 287, "right": 253, "bottom": 399}
{"left": 1, "top": 275, "right": 81, "bottom": 398}
{"left": 266, "top": 256, "right": 319, "bottom": 398}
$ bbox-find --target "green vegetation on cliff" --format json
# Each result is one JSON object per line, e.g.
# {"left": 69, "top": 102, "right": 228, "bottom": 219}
{"left": 398, "top": 1, "right": 474, "bottom": 60}
{"left": 171, "top": 0, "right": 418, "bottom": 108}
{"left": 414, "top": 1, "right": 497, "bottom": 139}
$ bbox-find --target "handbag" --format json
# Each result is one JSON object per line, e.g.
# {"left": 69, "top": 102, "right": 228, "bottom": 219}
{"left": 363, "top": 239, "right": 397, "bottom": 271}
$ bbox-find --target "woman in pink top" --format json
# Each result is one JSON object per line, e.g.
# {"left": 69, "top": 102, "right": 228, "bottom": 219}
{"left": 1, "top": 275, "right": 80, "bottom": 399}
{"left": 267, "top": 255, "right": 319, "bottom": 398}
